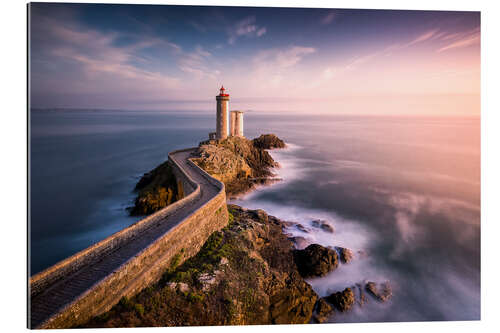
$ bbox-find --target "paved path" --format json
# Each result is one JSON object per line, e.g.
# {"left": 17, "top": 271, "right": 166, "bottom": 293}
{"left": 30, "top": 149, "right": 219, "bottom": 328}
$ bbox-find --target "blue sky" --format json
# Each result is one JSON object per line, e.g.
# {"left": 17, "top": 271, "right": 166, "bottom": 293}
{"left": 29, "top": 3, "right": 480, "bottom": 114}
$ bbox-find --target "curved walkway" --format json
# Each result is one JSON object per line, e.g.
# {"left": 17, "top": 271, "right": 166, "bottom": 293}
{"left": 29, "top": 148, "right": 220, "bottom": 328}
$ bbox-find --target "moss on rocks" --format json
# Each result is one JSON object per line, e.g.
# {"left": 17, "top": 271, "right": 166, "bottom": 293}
{"left": 83, "top": 205, "right": 318, "bottom": 327}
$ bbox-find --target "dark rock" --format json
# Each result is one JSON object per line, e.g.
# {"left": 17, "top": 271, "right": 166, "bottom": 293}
{"left": 293, "top": 244, "right": 339, "bottom": 277}
{"left": 290, "top": 236, "right": 310, "bottom": 250}
{"left": 311, "top": 219, "right": 334, "bottom": 233}
{"left": 269, "top": 270, "right": 318, "bottom": 325}
{"left": 365, "top": 281, "right": 392, "bottom": 302}
{"left": 130, "top": 161, "right": 180, "bottom": 216}
{"left": 312, "top": 298, "right": 334, "bottom": 323}
{"left": 252, "top": 134, "right": 286, "bottom": 149}
{"left": 88, "top": 204, "right": 320, "bottom": 327}
{"left": 356, "top": 283, "right": 368, "bottom": 306}
{"left": 325, "top": 288, "right": 355, "bottom": 312}
{"left": 296, "top": 224, "right": 310, "bottom": 233}
{"left": 281, "top": 220, "right": 295, "bottom": 227}
{"left": 335, "top": 247, "right": 354, "bottom": 264}
{"left": 268, "top": 216, "right": 282, "bottom": 226}
{"left": 357, "top": 250, "right": 368, "bottom": 259}
{"left": 250, "top": 209, "right": 269, "bottom": 223}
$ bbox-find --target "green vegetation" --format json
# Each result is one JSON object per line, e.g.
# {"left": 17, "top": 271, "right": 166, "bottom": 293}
{"left": 118, "top": 296, "right": 133, "bottom": 311}
{"left": 82, "top": 204, "right": 317, "bottom": 328}
{"left": 134, "top": 303, "right": 145, "bottom": 316}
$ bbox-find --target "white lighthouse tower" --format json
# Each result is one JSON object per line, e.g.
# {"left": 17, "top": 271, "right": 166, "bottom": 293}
{"left": 215, "top": 86, "right": 230, "bottom": 140}
{"left": 230, "top": 110, "right": 244, "bottom": 137}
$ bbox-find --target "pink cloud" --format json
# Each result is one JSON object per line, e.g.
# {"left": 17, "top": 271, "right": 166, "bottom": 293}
{"left": 438, "top": 32, "right": 480, "bottom": 52}
{"left": 321, "top": 11, "right": 337, "bottom": 25}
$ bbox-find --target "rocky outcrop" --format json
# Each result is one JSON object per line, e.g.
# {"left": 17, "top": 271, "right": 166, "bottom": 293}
{"left": 311, "top": 298, "right": 334, "bottom": 323}
{"left": 335, "top": 247, "right": 354, "bottom": 264}
{"left": 193, "top": 135, "right": 283, "bottom": 197}
{"left": 293, "top": 244, "right": 339, "bottom": 277}
{"left": 311, "top": 219, "right": 334, "bottom": 233}
{"left": 191, "top": 143, "right": 252, "bottom": 185}
{"left": 325, "top": 287, "right": 355, "bottom": 312}
{"left": 252, "top": 134, "right": 286, "bottom": 149}
{"left": 365, "top": 281, "right": 392, "bottom": 302}
{"left": 356, "top": 283, "right": 368, "bottom": 306}
{"left": 84, "top": 205, "right": 318, "bottom": 327}
{"left": 130, "top": 161, "right": 180, "bottom": 215}
{"left": 296, "top": 224, "right": 310, "bottom": 233}
{"left": 290, "top": 236, "right": 310, "bottom": 250}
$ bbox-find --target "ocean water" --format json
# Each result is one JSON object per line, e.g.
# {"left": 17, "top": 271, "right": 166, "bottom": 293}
{"left": 29, "top": 110, "right": 480, "bottom": 322}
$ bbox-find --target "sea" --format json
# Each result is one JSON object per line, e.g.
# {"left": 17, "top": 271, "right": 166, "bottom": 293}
{"left": 29, "top": 109, "right": 480, "bottom": 322}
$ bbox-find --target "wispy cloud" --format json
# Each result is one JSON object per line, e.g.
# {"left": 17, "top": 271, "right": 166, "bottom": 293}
{"left": 403, "top": 27, "right": 480, "bottom": 53}
{"left": 322, "top": 51, "right": 381, "bottom": 79}
{"left": 254, "top": 45, "right": 316, "bottom": 69}
{"left": 31, "top": 10, "right": 182, "bottom": 96}
{"left": 249, "top": 46, "right": 316, "bottom": 89}
{"left": 189, "top": 20, "right": 207, "bottom": 33}
{"left": 321, "top": 11, "right": 337, "bottom": 25}
{"left": 178, "top": 45, "right": 220, "bottom": 78}
{"left": 407, "top": 29, "right": 440, "bottom": 46}
{"left": 438, "top": 29, "right": 480, "bottom": 52}
{"left": 323, "top": 25, "right": 480, "bottom": 80}
{"left": 228, "top": 16, "right": 267, "bottom": 44}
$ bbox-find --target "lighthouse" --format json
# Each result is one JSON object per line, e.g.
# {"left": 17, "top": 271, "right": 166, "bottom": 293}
{"left": 230, "top": 110, "right": 244, "bottom": 137}
{"left": 216, "top": 85, "right": 230, "bottom": 139}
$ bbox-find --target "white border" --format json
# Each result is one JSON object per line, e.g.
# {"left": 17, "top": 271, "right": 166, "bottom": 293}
{"left": 1, "top": 0, "right": 498, "bottom": 332}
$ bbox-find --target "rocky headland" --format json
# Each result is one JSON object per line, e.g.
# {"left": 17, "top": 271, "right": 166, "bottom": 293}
{"left": 110, "top": 133, "right": 391, "bottom": 327}
{"left": 129, "top": 134, "right": 285, "bottom": 216}
{"left": 84, "top": 205, "right": 317, "bottom": 327}
{"left": 130, "top": 161, "right": 182, "bottom": 216}
{"left": 84, "top": 204, "right": 391, "bottom": 327}
{"left": 193, "top": 134, "right": 286, "bottom": 198}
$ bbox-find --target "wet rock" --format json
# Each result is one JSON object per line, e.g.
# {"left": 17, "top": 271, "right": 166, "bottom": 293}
{"left": 268, "top": 271, "right": 318, "bottom": 324}
{"left": 293, "top": 244, "right": 339, "bottom": 277}
{"left": 312, "top": 298, "right": 334, "bottom": 323}
{"left": 365, "top": 281, "right": 392, "bottom": 302}
{"left": 296, "top": 224, "right": 310, "bottom": 233}
{"left": 357, "top": 250, "right": 368, "bottom": 259}
{"left": 325, "top": 287, "right": 355, "bottom": 312}
{"left": 311, "top": 219, "right": 334, "bottom": 233}
{"left": 85, "top": 205, "right": 320, "bottom": 327}
{"left": 268, "top": 215, "right": 282, "bottom": 226}
{"left": 356, "top": 283, "right": 368, "bottom": 306}
{"left": 290, "top": 236, "right": 310, "bottom": 250}
{"left": 252, "top": 134, "right": 286, "bottom": 149}
{"left": 281, "top": 220, "right": 295, "bottom": 227}
{"left": 335, "top": 247, "right": 354, "bottom": 263}
{"left": 250, "top": 209, "right": 269, "bottom": 223}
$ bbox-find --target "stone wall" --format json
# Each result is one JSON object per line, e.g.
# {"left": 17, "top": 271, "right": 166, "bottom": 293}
{"left": 30, "top": 149, "right": 228, "bottom": 329}
{"left": 169, "top": 148, "right": 198, "bottom": 196}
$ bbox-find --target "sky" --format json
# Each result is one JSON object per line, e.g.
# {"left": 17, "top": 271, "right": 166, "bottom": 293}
{"left": 29, "top": 3, "right": 480, "bottom": 115}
